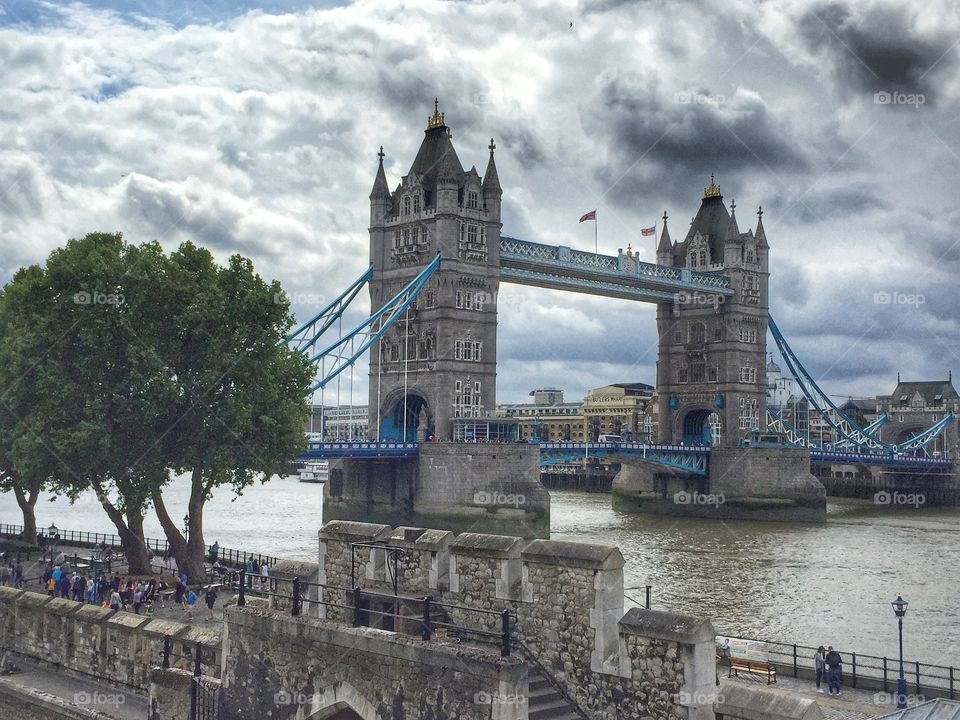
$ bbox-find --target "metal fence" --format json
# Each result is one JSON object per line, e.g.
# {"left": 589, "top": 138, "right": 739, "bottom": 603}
{"left": 0, "top": 523, "right": 280, "bottom": 569}
{"left": 233, "top": 571, "right": 517, "bottom": 657}
{"left": 160, "top": 637, "right": 222, "bottom": 720}
{"left": 720, "top": 634, "right": 958, "bottom": 699}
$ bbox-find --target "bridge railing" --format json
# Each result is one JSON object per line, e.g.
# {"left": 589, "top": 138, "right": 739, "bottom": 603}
{"left": 718, "top": 633, "right": 959, "bottom": 699}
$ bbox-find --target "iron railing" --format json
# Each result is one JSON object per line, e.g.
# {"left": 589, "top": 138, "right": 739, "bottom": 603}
{"left": 233, "top": 571, "right": 517, "bottom": 657}
{"left": 0, "top": 523, "right": 279, "bottom": 569}
{"left": 719, "top": 633, "right": 958, "bottom": 699}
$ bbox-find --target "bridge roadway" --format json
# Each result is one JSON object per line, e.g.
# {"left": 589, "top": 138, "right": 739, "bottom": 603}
{"left": 300, "top": 441, "right": 953, "bottom": 473}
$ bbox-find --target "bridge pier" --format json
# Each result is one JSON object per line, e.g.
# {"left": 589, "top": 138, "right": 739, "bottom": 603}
{"left": 323, "top": 443, "right": 550, "bottom": 539}
{"left": 612, "top": 447, "right": 826, "bottom": 522}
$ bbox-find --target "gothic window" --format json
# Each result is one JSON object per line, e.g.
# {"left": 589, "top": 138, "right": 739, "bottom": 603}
{"left": 738, "top": 323, "right": 758, "bottom": 344}
{"left": 459, "top": 224, "right": 465, "bottom": 243}
{"left": 403, "top": 228, "right": 410, "bottom": 245}
{"left": 468, "top": 191, "right": 478, "bottom": 209}
{"left": 473, "top": 341, "right": 482, "bottom": 361}
{"left": 425, "top": 291, "right": 436, "bottom": 308}
{"left": 738, "top": 366, "right": 758, "bottom": 384}
{"left": 403, "top": 197, "right": 411, "bottom": 215}
{"left": 418, "top": 338, "right": 429, "bottom": 359}
{"left": 690, "top": 361, "right": 706, "bottom": 383}
{"left": 475, "top": 293, "right": 485, "bottom": 311}
{"left": 464, "top": 292, "right": 473, "bottom": 310}
{"left": 456, "top": 291, "right": 464, "bottom": 308}
{"left": 467, "top": 225, "right": 478, "bottom": 244}
{"left": 463, "top": 341, "right": 473, "bottom": 361}
{"left": 393, "top": 230, "right": 400, "bottom": 249}
{"left": 678, "top": 366, "right": 689, "bottom": 384}
{"left": 689, "top": 322, "right": 706, "bottom": 346}
{"left": 390, "top": 343, "right": 399, "bottom": 362}
{"left": 413, "top": 195, "right": 421, "bottom": 213}
{"left": 739, "top": 397, "right": 759, "bottom": 430}
{"left": 746, "top": 249, "right": 755, "bottom": 264}
{"left": 708, "top": 366, "right": 718, "bottom": 382}
{"left": 673, "top": 326, "right": 683, "bottom": 344}
{"left": 454, "top": 339, "right": 463, "bottom": 360}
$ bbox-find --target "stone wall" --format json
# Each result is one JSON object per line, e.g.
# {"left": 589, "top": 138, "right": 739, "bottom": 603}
{"left": 148, "top": 668, "right": 196, "bottom": 720}
{"left": 316, "top": 522, "right": 718, "bottom": 720}
{"left": 221, "top": 603, "right": 528, "bottom": 720}
{"left": 0, "top": 586, "right": 221, "bottom": 692}
{"left": 0, "top": 680, "right": 117, "bottom": 720}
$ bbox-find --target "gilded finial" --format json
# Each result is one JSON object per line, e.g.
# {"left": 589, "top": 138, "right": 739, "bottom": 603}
{"left": 626, "top": 243, "right": 633, "bottom": 257}
{"left": 427, "top": 98, "right": 446, "bottom": 129}
{"left": 704, "top": 173, "right": 721, "bottom": 199}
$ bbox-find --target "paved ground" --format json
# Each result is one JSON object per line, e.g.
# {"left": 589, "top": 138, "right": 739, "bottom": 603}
{"left": 0, "top": 657, "right": 149, "bottom": 719}
{"left": 721, "top": 670, "right": 898, "bottom": 720}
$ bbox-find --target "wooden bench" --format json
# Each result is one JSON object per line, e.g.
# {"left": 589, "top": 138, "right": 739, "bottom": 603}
{"left": 729, "top": 657, "right": 777, "bottom": 684}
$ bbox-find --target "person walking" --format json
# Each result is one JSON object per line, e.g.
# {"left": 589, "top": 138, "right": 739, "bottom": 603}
{"left": 245, "top": 557, "right": 255, "bottom": 587}
{"left": 814, "top": 646, "right": 826, "bottom": 693}
{"left": 209, "top": 541, "right": 219, "bottom": 564}
{"left": 825, "top": 646, "right": 843, "bottom": 696}
{"left": 109, "top": 589, "right": 122, "bottom": 611}
{"left": 204, "top": 586, "right": 218, "bottom": 621}
{"left": 183, "top": 587, "right": 198, "bottom": 620}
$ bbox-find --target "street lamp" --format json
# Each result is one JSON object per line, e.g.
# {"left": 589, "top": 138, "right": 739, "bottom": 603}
{"left": 47, "top": 523, "right": 58, "bottom": 562}
{"left": 892, "top": 594, "right": 909, "bottom": 709}
{"left": 183, "top": 513, "right": 190, "bottom": 542}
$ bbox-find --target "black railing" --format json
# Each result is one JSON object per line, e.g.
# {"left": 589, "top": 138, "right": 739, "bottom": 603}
{"left": 719, "top": 633, "right": 958, "bottom": 699}
{"left": 0, "top": 523, "right": 279, "bottom": 570}
{"left": 234, "top": 571, "right": 516, "bottom": 657}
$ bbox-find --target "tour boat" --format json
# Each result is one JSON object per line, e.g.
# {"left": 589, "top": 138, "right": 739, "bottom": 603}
{"left": 298, "top": 461, "right": 329, "bottom": 483}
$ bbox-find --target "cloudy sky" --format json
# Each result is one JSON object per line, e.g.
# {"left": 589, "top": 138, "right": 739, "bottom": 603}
{"left": 1, "top": 0, "right": 958, "bottom": 404}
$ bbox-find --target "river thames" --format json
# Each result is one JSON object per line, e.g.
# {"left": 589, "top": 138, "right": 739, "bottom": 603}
{"left": 2, "top": 475, "right": 958, "bottom": 665}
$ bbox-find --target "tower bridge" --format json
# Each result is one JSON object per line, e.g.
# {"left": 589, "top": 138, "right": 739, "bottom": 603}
{"left": 287, "top": 104, "right": 957, "bottom": 532}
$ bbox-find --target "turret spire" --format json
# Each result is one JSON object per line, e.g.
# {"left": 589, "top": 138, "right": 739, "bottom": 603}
{"left": 482, "top": 137, "right": 501, "bottom": 196}
{"left": 657, "top": 210, "right": 672, "bottom": 256}
{"left": 755, "top": 205, "right": 768, "bottom": 249}
{"left": 725, "top": 198, "right": 741, "bottom": 243}
{"left": 369, "top": 145, "right": 390, "bottom": 201}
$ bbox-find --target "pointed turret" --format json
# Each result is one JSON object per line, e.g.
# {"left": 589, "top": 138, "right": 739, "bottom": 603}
{"left": 755, "top": 205, "right": 768, "bottom": 249}
{"left": 725, "top": 200, "right": 742, "bottom": 243}
{"left": 482, "top": 138, "right": 502, "bottom": 219}
{"left": 369, "top": 146, "right": 391, "bottom": 226}
{"left": 656, "top": 210, "right": 673, "bottom": 266}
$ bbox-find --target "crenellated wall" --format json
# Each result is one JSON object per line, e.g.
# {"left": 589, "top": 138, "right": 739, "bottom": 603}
{"left": 0, "top": 586, "right": 221, "bottom": 692}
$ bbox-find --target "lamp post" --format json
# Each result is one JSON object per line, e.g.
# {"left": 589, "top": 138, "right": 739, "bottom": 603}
{"left": 47, "top": 523, "right": 58, "bottom": 563}
{"left": 892, "top": 594, "right": 909, "bottom": 709}
{"left": 183, "top": 513, "right": 190, "bottom": 543}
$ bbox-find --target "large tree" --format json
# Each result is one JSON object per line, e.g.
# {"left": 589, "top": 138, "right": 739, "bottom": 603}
{"left": 150, "top": 243, "right": 313, "bottom": 580}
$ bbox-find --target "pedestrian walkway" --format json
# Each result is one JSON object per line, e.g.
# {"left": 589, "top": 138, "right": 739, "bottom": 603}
{"left": 0, "top": 656, "right": 148, "bottom": 719}
{"left": 721, "top": 671, "right": 901, "bottom": 720}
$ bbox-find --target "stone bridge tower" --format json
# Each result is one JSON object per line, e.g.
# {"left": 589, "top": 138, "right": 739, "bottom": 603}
{"left": 367, "top": 103, "right": 502, "bottom": 441}
{"left": 655, "top": 177, "right": 769, "bottom": 447}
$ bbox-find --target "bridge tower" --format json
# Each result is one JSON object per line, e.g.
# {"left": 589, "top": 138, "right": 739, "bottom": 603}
{"left": 368, "top": 103, "right": 502, "bottom": 441}
{"left": 655, "top": 178, "right": 769, "bottom": 447}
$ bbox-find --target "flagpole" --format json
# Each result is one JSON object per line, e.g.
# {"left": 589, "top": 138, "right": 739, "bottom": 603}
{"left": 595, "top": 212, "right": 598, "bottom": 254}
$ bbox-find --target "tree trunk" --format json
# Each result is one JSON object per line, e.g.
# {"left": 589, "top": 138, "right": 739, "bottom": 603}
{"left": 11, "top": 481, "right": 39, "bottom": 546}
{"left": 153, "top": 468, "right": 206, "bottom": 582}
{"left": 91, "top": 481, "right": 152, "bottom": 575}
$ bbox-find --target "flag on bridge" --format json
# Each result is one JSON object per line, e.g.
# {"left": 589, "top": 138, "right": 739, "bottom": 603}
{"left": 579, "top": 210, "right": 596, "bottom": 223}
{"left": 640, "top": 225, "right": 656, "bottom": 236}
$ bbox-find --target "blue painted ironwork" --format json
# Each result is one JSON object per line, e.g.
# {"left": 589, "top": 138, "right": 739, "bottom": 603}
{"left": 538, "top": 442, "right": 710, "bottom": 475}
{"left": 810, "top": 449, "right": 952, "bottom": 470}
{"left": 828, "top": 413, "right": 889, "bottom": 449}
{"left": 307, "top": 254, "right": 441, "bottom": 391}
{"left": 769, "top": 315, "right": 954, "bottom": 454}
{"left": 281, "top": 265, "right": 373, "bottom": 354}
{"left": 499, "top": 236, "right": 734, "bottom": 300}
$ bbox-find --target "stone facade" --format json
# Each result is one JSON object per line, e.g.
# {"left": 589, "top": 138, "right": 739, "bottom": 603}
{"left": 149, "top": 668, "right": 198, "bottom": 720}
{"left": 656, "top": 181, "right": 769, "bottom": 448}
{"left": 368, "top": 106, "right": 503, "bottom": 442}
{"left": 0, "top": 586, "right": 221, "bottom": 692}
